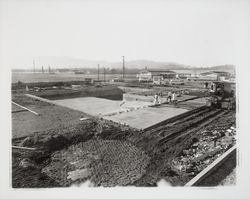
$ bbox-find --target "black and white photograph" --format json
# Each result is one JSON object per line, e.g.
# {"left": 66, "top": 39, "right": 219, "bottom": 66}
{"left": 0, "top": 0, "right": 250, "bottom": 198}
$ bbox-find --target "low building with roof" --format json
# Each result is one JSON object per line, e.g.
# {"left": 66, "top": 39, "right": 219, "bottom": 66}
{"left": 138, "top": 69, "right": 176, "bottom": 82}
{"left": 199, "top": 71, "right": 231, "bottom": 81}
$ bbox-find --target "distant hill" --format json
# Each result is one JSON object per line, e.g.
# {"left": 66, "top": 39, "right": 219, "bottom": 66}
{"left": 13, "top": 56, "right": 235, "bottom": 72}
{"left": 186, "top": 65, "right": 235, "bottom": 73}
{"left": 111, "top": 60, "right": 190, "bottom": 70}
{"left": 31, "top": 56, "right": 110, "bottom": 69}
{"left": 209, "top": 65, "right": 235, "bottom": 71}
{"left": 22, "top": 56, "right": 190, "bottom": 70}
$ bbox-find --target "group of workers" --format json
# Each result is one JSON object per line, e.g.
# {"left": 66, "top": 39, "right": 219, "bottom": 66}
{"left": 168, "top": 91, "right": 177, "bottom": 104}
{"left": 153, "top": 91, "right": 177, "bottom": 105}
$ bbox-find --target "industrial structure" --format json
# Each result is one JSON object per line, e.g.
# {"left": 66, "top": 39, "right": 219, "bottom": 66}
{"left": 199, "top": 71, "right": 231, "bottom": 81}
{"left": 138, "top": 69, "right": 176, "bottom": 82}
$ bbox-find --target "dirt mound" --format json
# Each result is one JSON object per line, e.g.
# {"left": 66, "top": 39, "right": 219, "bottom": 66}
{"left": 42, "top": 139, "right": 150, "bottom": 187}
{"left": 12, "top": 150, "right": 60, "bottom": 188}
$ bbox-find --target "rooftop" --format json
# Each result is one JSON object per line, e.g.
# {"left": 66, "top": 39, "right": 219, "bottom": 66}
{"left": 140, "top": 69, "right": 176, "bottom": 73}
{"left": 200, "top": 71, "right": 230, "bottom": 75}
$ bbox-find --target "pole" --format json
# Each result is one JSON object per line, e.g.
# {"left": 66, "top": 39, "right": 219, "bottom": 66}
{"left": 33, "top": 60, "right": 35, "bottom": 73}
{"left": 12, "top": 101, "right": 39, "bottom": 115}
{"left": 122, "top": 56, "right": 125, "bottom": 79}
{"left": 12, "top": 146, "right": 37, "bottom": 151}
{"left": 98, "top": 64, "right": 100, "bottom": 81}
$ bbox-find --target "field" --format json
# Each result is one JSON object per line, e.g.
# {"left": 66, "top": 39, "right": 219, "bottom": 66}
{"left": 12, "top": 95, "right": 86, "bottom": 138}
{"left": 12, "top": 72, "right": 137, "bottom": 83}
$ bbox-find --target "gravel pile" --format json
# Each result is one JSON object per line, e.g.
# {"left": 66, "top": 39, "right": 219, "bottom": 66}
{"left": 171, "top": 125, "right": 236, "bottom": 177}
{"left": 42, "top": 139, "right": 150, "bottom": 187}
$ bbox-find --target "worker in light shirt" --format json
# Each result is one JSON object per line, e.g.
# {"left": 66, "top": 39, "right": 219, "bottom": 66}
{"left": 171, "top": 92, "right": 177, "bottom": 105}
{"left": 154, "top": 93, "right": 159, "bottom": 105}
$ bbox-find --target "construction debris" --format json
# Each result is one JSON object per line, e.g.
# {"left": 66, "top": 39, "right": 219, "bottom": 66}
{"left": 19, "top": 158, "right": 37, "bottom": 169}
{"left": 171, "top": 125, "right": 236, "bottom": 177}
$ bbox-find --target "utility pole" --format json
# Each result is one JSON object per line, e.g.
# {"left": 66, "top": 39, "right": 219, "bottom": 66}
{"left": 33, "top": 60, "right": 36, "bottom": 73}
{"left": 98, "top": 64, "right": 100, "bottom": 81}
{"left": 122, "top": 56, "right": 125, "bottom": 79}
{"left": 41, "top": 66, "right": 44, "bottom": 74}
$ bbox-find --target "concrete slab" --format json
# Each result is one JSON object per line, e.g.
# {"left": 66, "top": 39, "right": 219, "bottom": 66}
{"left": 104, "top": 106, "right": 188, "bottom": 129}
{"left": 53, "top": 97, "right": 152, "bottom": 116}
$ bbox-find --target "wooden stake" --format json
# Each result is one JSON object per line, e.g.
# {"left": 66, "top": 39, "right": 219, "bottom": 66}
{"left": 12, "top": 101, "right": 39, "bottom": 115}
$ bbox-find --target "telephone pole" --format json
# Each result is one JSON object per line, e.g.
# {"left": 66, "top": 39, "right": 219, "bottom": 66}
{"left": 33, "top": 60, "right": 36, "bottom": 73}
{"left": 122, "top": 56, "right": 125, "bottom": 79}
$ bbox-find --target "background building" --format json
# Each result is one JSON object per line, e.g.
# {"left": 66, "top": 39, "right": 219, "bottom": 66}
{"left": 138, "top": 69, "right": 176, "bottom": 82}
{"left": 199, "top": 71, "right": 231, "bottom": 81}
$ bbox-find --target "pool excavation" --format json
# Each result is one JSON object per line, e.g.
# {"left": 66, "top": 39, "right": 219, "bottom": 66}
{"left": 11, "top": 83, "right": 236, "bottom": 187}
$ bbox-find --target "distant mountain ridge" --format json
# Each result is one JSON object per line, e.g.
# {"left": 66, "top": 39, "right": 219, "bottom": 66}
{"left": 208, "top": 65, "right": 235, "bottom": 71}
{"left": 15, "top": 56, "right": 235, "bottom": 71}
{"left": 31, "top": 57, "right": 190, "bottom": 70}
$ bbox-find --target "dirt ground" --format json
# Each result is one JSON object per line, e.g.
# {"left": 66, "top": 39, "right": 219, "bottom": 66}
{"left": 195, "top": 149, "right": 236, "bottom": 186}
{"left": 12, "top": 107, "right": 236, "bottom": 187}
{"left": 219, "top": 168, "right": 236, "bottom": 186}
{"left": 11, "top": 81, "right": 236, "bottom": 188}
{"left": 12, "top": 149, "right": 60, "bottom": 188}
{"left": 12, "top": 94, "right": 86, "bottom": 138}
{"left": 12, "top": 73, "right": 137, "bottom": 83}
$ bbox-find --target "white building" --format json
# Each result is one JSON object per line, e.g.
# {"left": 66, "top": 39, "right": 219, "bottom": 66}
{"left": 199, "top": 71, "right": 231, "bottom": 81}
{"left": 138, "top": 69, "right": 176, "bottom": 82}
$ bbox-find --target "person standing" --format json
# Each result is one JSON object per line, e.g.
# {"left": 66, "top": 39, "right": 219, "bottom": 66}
{"left": 158, "top": 92, "right": 163, "bottom": 104}
{"left": 167, "top": 91, "right": 172, "bottom": 103}
{"left": 205, "top": 82, "right": 208, "bottom": 89}
{"left": 154, "top": 93, "right": 159, "bottom": 105}
{"left": 172, "top": 92, "right": 177, "bottom": 105}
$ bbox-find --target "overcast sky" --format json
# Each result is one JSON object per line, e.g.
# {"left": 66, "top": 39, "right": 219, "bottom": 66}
{"left": 0, "top": 0, "right": 249, "bottom": 68}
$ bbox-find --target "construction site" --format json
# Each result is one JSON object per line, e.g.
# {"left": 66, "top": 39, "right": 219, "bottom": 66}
{"left": 11, "top": 74, "right": 236, "bottom": 188}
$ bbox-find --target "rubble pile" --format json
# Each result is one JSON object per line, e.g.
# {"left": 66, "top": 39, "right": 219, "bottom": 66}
{"left": 42, "top": 139, "right": 150, "bottom": 187}
{"left": 171, "top": 125, "right": 236, "bottom": 177}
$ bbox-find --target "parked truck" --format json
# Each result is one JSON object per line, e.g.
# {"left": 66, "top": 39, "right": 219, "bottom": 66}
{"left": 207, "top": 81, "right": 236, "bottom": 110}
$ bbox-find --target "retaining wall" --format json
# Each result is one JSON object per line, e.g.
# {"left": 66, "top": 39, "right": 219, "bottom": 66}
{"left": 123, "top": 93, "right": 154, "bottom": 103}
